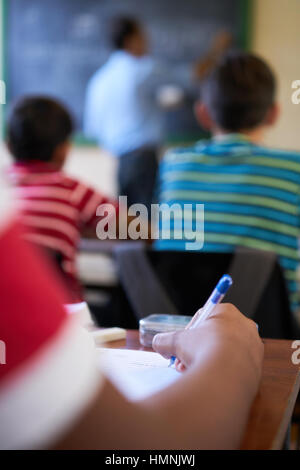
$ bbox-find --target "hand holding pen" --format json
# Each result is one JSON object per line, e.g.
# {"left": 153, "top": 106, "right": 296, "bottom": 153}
{"left": 169, "top": 275, "right": 233, "bottom": 368}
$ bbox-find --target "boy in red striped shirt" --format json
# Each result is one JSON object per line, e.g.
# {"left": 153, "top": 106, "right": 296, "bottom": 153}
{"left": 6, "top": 96, "right": 118, "bottom": 301}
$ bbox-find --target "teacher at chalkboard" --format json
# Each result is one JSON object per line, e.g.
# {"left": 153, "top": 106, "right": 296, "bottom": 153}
{"left": 84, "top": 16, "right": 231, "bottom": 211}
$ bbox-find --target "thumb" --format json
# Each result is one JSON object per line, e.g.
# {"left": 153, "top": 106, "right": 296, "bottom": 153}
{"left": 152, "top": 331, "right": 180, "bottom": 359}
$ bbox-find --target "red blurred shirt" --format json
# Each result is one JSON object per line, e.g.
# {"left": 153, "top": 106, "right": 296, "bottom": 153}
{"left": 7, "top": 161, "right": 118, "bottom": 301}
{"left": 0, "top": 215, "right": 101, "bottom": 449}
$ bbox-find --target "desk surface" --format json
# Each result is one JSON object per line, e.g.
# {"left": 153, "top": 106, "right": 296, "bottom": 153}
{"left": 103, "top": 330, "right": 300, "bottom": 450}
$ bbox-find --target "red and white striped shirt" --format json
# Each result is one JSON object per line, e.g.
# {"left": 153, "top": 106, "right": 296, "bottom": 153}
{"left": 0, "top": 181, "right": 102, "bottom": 449}
{"left": 7, "top": 162, "right": 118, "bottom": 301}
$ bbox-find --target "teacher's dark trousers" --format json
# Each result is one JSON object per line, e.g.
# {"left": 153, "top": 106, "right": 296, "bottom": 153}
{"left": 118, "top": 146, "right": 158, "bottom": 213}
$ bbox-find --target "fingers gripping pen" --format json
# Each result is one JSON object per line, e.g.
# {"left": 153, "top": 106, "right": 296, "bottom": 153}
{"left": 169, "top": 275, "right": 233, "bottom": 367}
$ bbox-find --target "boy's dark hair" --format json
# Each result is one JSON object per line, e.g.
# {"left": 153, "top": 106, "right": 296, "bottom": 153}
{"left": 8, "top": 96, "right": 73, "bottom": 162}
{"left": 109, "top": 16, "right": 140, "bottom": 50}
{"left": 201, "top": 51, "right": 277, "bottom": 132}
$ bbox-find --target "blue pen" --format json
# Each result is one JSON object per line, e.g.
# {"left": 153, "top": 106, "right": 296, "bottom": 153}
{"left": 169, "top": 274, "right": 233, "bottom": 367}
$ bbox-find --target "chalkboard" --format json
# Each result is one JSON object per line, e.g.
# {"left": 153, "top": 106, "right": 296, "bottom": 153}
{"left": 6, "top": 0, "right": 251, "bottom": 142}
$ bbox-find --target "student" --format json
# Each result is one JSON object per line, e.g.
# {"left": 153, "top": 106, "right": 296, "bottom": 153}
{"left": 84, "top": 16, "right": 231, "bottom": 211}
{"left": 156, "top": 51, "right": 300, "bottom": 317}
{"left": 0, "top": 191, "right": 263, "bottom": 449}
{"left": 6, "top": 96, "right": 118, "bottom": 302}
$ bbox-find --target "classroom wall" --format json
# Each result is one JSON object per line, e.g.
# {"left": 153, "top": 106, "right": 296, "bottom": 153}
{"left": 251, "top": 0, "right": 300, "bottom": 151}
{"left": 65, "top": 146, "right": 118, "bottom": 197}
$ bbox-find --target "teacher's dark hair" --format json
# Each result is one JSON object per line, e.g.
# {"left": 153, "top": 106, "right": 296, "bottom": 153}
{"left": 109, "top": 16, "right": 140, "bottom": 50}
{"left": 7, "top": 96, "right": 74, "bottom": 162}
{"left": 201, "top": 51, "right": 277, "bottom": 132}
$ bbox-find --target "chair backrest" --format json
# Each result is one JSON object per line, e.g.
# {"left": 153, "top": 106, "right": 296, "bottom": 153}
{"left": 115, "top": 245, "right": 299, "bottom": 339}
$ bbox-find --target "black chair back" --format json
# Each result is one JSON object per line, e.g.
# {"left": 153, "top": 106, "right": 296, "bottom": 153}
{"left": 114, "top": 249, "right": 299, "bottom": 339}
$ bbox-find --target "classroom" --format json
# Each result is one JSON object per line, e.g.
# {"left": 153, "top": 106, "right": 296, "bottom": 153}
{"left": 0, "top": 0, "right": 300, "bottom": 456}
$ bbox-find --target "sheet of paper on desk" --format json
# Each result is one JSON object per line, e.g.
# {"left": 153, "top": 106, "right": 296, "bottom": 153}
{"left": 98, "top": 348, "right": 181, "bottom": 401}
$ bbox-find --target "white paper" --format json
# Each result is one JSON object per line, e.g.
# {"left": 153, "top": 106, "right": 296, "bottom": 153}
{"left": 98, "top": 348, "right": 181, "bottom": 401}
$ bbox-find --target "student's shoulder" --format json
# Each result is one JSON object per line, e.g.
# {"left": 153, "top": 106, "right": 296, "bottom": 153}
{"left": 161, "top": 141, "right": 210, "bottom": 168}
{"left": 253, "top": 144, "right": 300, "bottom": 165}
{"left": 163, "top": 140, "right": 210, "bottom": 160}
{"left": 57, "top": 174, "right": 93, "bottom": 199}
{"left": 61, "top": 173, "right": 117, "bottom": 208}
{"left": 55, "top": 172, "right": 81, "bottom": 189}
{"left": 251, "top": 145, "right": 300, "bottom": 183}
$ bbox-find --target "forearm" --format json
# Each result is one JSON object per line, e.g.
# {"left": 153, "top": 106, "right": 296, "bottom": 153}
{"left": 140, "top": 339, "right": 260, "bottom": 449}
{"left": 54, "top": 337, "right": 261, "bottom": 450}
{"left": 193, "top": 32, "right": 232, "bottom": 81}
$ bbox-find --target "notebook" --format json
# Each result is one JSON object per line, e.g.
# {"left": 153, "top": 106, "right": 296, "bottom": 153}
{"left": 98, "top": 348, "right": 181, "bottom": 401}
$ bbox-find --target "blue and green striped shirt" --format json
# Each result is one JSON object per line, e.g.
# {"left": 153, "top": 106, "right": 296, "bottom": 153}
{"left": 155, "top": 134, "right": 300, "bottom": 313}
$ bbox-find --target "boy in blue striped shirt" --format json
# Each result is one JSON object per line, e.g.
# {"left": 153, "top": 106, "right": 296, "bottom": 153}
{"left": 156, "top": 51, "right": 300, "bottom": 315}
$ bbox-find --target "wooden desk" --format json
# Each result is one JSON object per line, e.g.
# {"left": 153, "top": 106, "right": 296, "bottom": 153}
{"left": 103, "top": 330, "right": 300, "bottom": 450}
